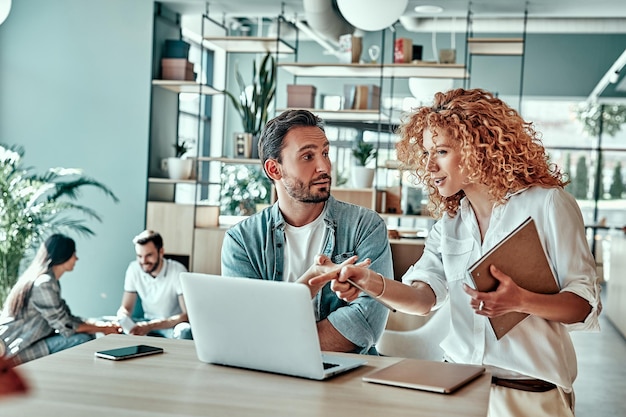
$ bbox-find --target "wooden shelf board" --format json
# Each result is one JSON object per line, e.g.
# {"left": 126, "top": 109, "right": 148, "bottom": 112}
{"left": 152, "top": 80, "right": 221, "bottom": 95}
{"left": 148, "top": 178, "right": 220, "bottom": 186}
{"left": 276, "top": 108, "right": 389, "bottom": 122}
{"left": 148, "top": 177, "right": 197, "bottom": 184}
{"left": 202, "top": 36, "right": 296, "bottom": 54}
{"left": 278, "top": 62, "right": 468, "bottom": 79}
{"left": 194, "top": 157, "right": 262, "bottom": 164}
{"left": 468, "top": 38, "right": 524, "bottom": 56}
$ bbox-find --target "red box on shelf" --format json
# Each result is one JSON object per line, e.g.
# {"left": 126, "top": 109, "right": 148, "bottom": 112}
{"left": 394, "top": 38, "right": 413, "bottom": 63}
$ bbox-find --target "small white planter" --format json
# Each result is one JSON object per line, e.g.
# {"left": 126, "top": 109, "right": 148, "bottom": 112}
{"left": 351, "top": 166, "right": 375, "bottom": 188}
{"left": 167, "top": 157, "right": 193, "bottom": 180}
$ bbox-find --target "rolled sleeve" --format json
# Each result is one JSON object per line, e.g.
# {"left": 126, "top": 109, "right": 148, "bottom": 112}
{"left": 561, "top": 281, "right": 602, "bottom": 332}
{"left": 325, "top": 207, "right": 393, "bottom": 352}
{"left": 327, "top": 295, "right": 388, "bottom": 352}
{"left": 401, "top": 226, "right": 449, "bottom": 309}
{"left": 544, "top": 189, "right": 601, "bottom": 332}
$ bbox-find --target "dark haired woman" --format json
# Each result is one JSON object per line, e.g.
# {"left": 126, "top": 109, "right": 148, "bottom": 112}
{"left": 0, "top": 234, "right": 120, "bottom": 365}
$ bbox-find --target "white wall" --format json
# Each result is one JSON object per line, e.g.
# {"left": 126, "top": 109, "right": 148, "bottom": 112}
{"left": 0, "top": 0, "right": 154, "bottom": 316}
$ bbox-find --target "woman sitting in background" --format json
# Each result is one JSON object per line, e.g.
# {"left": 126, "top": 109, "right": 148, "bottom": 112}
{"left": 0, "top": 234, "right": 121, "bottom": 365}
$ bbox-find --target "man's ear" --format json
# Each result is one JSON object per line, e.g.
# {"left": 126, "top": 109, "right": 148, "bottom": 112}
{"left": 265, "top": 159, "right": 282, "bottom": 181}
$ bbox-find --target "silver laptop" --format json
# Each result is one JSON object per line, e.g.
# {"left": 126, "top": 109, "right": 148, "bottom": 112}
{"left": 180, "top": 272, "right": 367, "bottom": 380}
{"left": 362, "top": 358, "right": 485, "bottom": 394}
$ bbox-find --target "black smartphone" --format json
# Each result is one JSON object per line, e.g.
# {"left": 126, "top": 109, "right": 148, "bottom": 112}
{"left": 95, "top": 345, "right": 164, "bottom": 361}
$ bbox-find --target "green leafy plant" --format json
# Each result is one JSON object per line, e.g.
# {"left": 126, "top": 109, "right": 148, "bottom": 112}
{"left": 223, "top": 53, "right": 276, "bottom": 136}
{"left": 573, "top": 102, "right": 626, "bottom": 137}
{"left": 352, "top": 141, "right": 378, "bottom": 166}
{"left": 0, "top": 144, "right": 119, "bottom": 305}
{"left": 220, "top": 165, "right": 271, "bottom": 216}
{"left": 173, "top": 140, "right": 191, "bottom": 158}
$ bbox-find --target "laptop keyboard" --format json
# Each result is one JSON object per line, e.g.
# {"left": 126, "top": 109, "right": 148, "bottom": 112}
{"left": 323, "top": 362, "right": 339, "bottom": 370}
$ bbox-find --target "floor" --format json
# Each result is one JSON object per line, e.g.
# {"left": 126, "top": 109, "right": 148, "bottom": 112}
{"left": 571, "top": 285, "right": 626, "bottom": 417}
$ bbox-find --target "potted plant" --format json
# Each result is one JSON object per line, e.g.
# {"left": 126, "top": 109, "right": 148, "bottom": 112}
{"left": 0, "top": 144, "right": 119, "bottom": 307}
{"left": 351, "top": 141, "right": 377, "bottom": 188}
{"left": 167, "top": 140, "right": 193, "bottom": 180}
{"left": 223, "top": 52, "right": 276, "bottom": 158}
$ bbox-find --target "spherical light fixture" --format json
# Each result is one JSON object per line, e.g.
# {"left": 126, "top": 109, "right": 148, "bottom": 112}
{"left": 336, "top": 0, "right": 408, "bottom": 32}
{"left": 408, "top": 78, "right": 454, "bottom": 104}
{"left": 0, "top": 0, "right": 11, "bottom": 26}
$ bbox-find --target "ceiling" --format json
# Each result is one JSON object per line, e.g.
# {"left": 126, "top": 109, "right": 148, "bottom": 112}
{"left": 164, "top": 0, "right": 626, "bottom": 20}
{"left": 162, "top": 0, "right": 626, "bottom": 99}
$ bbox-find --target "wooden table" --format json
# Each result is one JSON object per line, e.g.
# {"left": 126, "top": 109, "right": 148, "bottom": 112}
{"left": 3, "top": 334, "right": 491, "bottom": 417}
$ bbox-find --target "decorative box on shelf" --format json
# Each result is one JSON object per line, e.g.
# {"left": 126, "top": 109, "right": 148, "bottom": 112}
{"left": 287, "top": 84, "right": 317, "bottom": 108}
{"left": 394, "top": 38, "right": 413, "bottom": 63}
{"left": 161, "top": 58, "right": 195, "bottom": 81}
{"left": 344, "top": 84, "right": 380, "bottom": 110}
{"left": 164, "top": 39, "right": 190, "bottom": 59}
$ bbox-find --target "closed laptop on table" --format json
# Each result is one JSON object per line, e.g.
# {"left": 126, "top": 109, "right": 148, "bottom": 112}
{"left": 180, "top": 272, "right": 367, "bottom": 380}
{"left": 363, "top": 358, "right": 485, "bottom": 394}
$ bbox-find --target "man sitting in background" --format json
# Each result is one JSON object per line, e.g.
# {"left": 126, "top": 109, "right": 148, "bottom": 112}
{"left": 117, "top": 230, "right": 192, "bottom": 339}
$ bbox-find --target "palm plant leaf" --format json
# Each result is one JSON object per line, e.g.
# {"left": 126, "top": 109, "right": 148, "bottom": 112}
{"left": 0, "top": 143, "right": 118, "bottom": 305}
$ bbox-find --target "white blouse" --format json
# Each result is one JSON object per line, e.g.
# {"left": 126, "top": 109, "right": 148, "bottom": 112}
{"left": 402, "top": 186, "right": 601, "bottom": 390}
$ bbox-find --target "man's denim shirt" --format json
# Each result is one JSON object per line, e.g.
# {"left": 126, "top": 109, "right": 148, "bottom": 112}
{"left": 221, "top": 196, "right": 393, "bottom": 354}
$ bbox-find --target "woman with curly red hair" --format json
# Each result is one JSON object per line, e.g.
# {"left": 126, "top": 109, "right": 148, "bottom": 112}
{"left": 311, "top": 88, "right": 601, "bottom": 417}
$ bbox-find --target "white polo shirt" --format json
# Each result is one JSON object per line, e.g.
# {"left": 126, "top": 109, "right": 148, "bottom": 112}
{"left": 123, "top": 258, "right": 187, "bottom": 320}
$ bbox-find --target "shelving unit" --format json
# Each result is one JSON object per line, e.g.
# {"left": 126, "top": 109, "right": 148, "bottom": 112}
{"left": 197, "top": 29, "right": 294, "bottom": 207}
{"left": 146, "top": 6, "right": 234, "bottom": 271}
{"left": 146, "top": 10, "right": 298, "bottom": 274}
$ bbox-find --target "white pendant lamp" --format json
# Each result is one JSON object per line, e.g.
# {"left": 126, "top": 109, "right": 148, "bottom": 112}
{"left": 336, "top": 0, "right": 408, "bottom": 32}
{"left": 0, "top": 0, "right": 11, "bottom": 26}
{"left": 408, "top": 78, "right": 454, "bottom": 104}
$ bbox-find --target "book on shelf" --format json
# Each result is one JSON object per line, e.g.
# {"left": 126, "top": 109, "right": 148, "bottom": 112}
{"left": 467, "top": 217, "right": 560, "bottom": 340}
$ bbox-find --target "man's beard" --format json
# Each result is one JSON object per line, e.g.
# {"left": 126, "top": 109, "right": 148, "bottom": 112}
{"left": 283, "top": 174, "right": 332, "bottom": 203}
{"left": 141, "top": 257, "right": 162, "bottom": 275}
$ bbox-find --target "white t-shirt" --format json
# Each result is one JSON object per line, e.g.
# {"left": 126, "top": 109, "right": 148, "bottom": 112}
{"left": 123, "top": 258, "right": 188, "bottom": 320}
{"left": 283, "top": 207, "right": 327, "bottom": 282}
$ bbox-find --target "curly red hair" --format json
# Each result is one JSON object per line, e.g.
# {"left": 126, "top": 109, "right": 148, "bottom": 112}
{"left": 396, "top": 88, "right": 568, "bottom": 218}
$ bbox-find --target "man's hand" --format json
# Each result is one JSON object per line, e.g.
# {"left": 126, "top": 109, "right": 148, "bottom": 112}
{"left": 128, "top": 321, "right": 153, "bottom": 336}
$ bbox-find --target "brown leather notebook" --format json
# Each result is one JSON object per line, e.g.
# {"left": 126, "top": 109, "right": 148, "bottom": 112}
{"left": 467, "top": 217, "right": 560, "bottom": 340}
